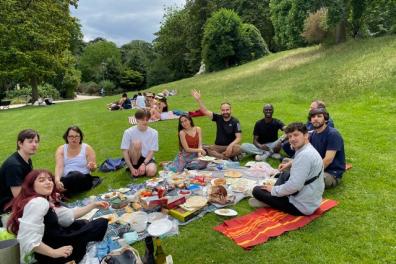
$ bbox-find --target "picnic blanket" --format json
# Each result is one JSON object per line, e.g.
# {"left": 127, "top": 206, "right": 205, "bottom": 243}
{"left": 214, "top": 199, "right": 338, "bottom": 249}
{"left": 128, "top": 111, "right": 180, "bottom": 125}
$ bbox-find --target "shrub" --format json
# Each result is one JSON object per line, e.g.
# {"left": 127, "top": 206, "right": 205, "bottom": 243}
{"left": 5, "top": 83, "right": 60, "bottom": 101}
{"left": 77, "top": 82, "right": 99, "bottom": 95}
{"left": 302, "top": 8, "right": 330, "bottom": 44}
{"left": 238, "top": 23, "right": 270, "bottom": 63}
{"left": 99, "top": 80, "right": 116, "bottom": 95}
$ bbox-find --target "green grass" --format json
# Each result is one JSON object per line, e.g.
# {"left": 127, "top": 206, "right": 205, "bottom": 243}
{"left": 1, "top": 35, "right": 396, "bottom": 263}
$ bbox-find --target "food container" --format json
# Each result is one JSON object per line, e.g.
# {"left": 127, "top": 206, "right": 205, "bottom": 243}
{"left": 129, "top": 211, "right": 148, "bottom": 232}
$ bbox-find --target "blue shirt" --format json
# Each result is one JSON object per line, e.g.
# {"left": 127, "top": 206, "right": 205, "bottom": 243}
{"left": 309, "top": 126, "right": 345, "bottom": 178}
{"left": 306, "top": 116, "right": 334, "bottom": 131}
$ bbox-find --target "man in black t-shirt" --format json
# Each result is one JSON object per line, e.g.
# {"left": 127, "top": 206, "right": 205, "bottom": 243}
{"left": 241, "top": 104, "right": 285, "bottom": 161}
{"left": 0, "top": 129, "right": 40, "bottom": 215}
{"left": 192, "top": 89, "right": 242, "bottom": 160}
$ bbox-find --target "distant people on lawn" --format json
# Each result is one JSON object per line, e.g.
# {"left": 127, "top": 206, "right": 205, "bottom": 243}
{"left": 135, "top": 92, "right": 146, "bottom": 109}
{"left": 250, "top": 122, "right": 324, "bottom": 216}
{"left": 0, "top": 129, "right": 40, "bottom": 216}
{"left": 165, "top": 114, "right": 208, "bottom": 172}
{"left": 309, "top": 108, "right": 345, "bottom": 188}
{"left": 54, "top": 126, "right": 101, "bottom": 196}
{"left": 121, "top": 109, "right": 158, "bottom": 177}
{"left": 107, "top": 93, "right": 132, "bottom": 111}
{"left": 7, "top": 169, "right": 108, "bottom": 264}
{"left": 191, "top": 89, "right": 242, "bottom": 160}
{"left": 241, "top": 104, "right": 285, "bottom": 161}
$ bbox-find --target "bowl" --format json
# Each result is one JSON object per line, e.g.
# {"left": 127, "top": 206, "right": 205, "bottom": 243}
{"left": 129, "top": 211, "right": 148, "bottom": 232}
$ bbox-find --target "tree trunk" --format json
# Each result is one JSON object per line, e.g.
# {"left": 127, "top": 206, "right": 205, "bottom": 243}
{"left": 31, "top": 78, "right": 39, "bottom": 102}
{"left": 335, "top": 18, "right": 347, "bottom": 44}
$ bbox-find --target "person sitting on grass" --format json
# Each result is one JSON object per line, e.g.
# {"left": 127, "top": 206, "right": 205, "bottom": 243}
{"left": 250, "top": 122, "right": 324, "bottom": 216}
{"left": 54, "top": 126, "right": 101, "bottom": 196}
{"left": 191, "top": 89, "right": 242, "bottom": 160}
{"left": 121, "top": 109, "right": 158, "bottom": 177}
{"left": 7, "top": 169, "right": 109, "bottom": 264}
{"left": 107, "top": 93, "right": 132, "bottom": 111}
{"left": 309, "top": 108, "right": 345, "bottom": 189}
{"left": 165, "top": 114, "right": 208, "bottom": 172}
{"left": 241, "top": 104, "right": 285, "bottom": 161}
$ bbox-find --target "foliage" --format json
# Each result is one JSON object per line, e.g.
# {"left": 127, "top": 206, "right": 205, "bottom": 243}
{"left": 99, "top": 80, "right": 116, "bottom": 95}
{"left": 6, "top": 83, "right": 60, "bottom": 100}
{"left": 302, "top": 8, "right": 330, "bottom": 44}
{"left": 119, "top": 69, "right": 144, "bottom": 91}
{"left": 202, "top": 9, "right": 242, "bottom": 71}
{"left": 153, "top": 8, "right": 192, "bottom": 82}
{"left": 78, "top": 40, "right": 122, "bottom": 84}
{"left": 146, "top": 58, "right": 174, "bottom": 87}
{"left": 238, "top": 23, "right": 269, "bottom": 63}
{"left": 77, "top": 81, "right": 99, "bottom": 95}
{"left": 0, "top": 0, "right": 79, "bottom": 101}
{"left": 364, "top": 0, "right": 396, "bottom": 36}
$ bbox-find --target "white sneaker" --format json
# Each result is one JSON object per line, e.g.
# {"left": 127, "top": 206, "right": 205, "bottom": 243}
{"left": 270, "top": 153, "right": 282, "bottom": 160}
{"left": 255, "top": 154, "right": 268, "bottom": 161}
{"left": 248, "top": 198, "right": 269, "bottom": 208}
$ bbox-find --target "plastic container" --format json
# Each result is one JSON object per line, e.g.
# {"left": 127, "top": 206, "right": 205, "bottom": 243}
{"left": 130, "top": 211, "right": 148, "bottom": 232}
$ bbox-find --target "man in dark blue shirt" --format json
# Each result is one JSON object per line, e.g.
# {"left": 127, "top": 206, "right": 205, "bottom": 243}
{"left": 192, "top": 89, "right": 242, "bottom": 160}
{"left": 309, "top": 108, "right": 345, "bottom": 188}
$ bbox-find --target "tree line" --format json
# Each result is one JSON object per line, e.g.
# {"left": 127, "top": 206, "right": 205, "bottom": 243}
{"left": 0, "top": 0, "right": 395, "bottom": 101}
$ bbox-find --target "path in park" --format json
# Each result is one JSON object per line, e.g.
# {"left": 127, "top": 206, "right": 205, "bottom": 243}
{"left": 7, "top": 95, "right": 101, "bottom": 109}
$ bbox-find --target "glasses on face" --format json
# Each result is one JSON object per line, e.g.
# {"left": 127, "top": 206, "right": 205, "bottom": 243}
{"left": 67, "top": 135, "right": 81, "bottom": 139}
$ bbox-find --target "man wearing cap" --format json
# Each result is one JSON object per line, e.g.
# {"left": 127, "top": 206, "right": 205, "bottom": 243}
{"left": 241, "top": 104, "right": 285, "bottom": 161}
{"left": 191, "top": 89, "right": 242, "bottom": 160}
{"left": 309, "top": 108, "right": 345, "bottom": 188}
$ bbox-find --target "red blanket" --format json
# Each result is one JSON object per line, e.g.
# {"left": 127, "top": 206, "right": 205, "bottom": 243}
{"left": 214, "top": 199, "right": 338, "bottom": 249}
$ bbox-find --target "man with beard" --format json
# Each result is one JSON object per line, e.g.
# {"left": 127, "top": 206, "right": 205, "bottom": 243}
{"left": 309, "top": 108, "right": 345, "bottom": 188}
{"left": 0, "top": 129, "right": 40, "bottom": 216}
{"left": 121, "top": 109, "right": 158, "bottom": 177}
{"left": 191, "top": 89, "right": 242, "bottom": 160}
{"left": 241, "top": 104, "right": 285, "bottom": 161}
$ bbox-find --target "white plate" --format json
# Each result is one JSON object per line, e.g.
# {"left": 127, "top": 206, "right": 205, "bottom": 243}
{"left": 232, "top": 186, "right": 247, "bottom": 193}
{"left": 198, "top": 156, "right": 216, "bottom": 162}
{"left": 214, "top": 208, "right": 238, "bottom": 217}
{"left": 118, "top": 187, "right": 130, "bottom": 193}
{"left": 147, "top": 219, "right": 173, "bottom": 237}
{"left": 101, "top": 192, "right": 119, "bottom": 200}
{"left": 211, "top": 178, "right": 227, "bottom": 186}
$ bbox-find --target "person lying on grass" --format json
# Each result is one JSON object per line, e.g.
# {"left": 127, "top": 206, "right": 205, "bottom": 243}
{"left": 7, "top": 169, "right": 108, "bottom": 264}
{"left": 165, "top": 114, "right": 208, "bottom": 172}
{"left": 250, "top": 122, "right": 324, "bottom": 216}
{"left": 191, "top": 89, "right": 242, "bottom": 160}
{"left": 121, "top": 109, "right": 158, "bottom": 177}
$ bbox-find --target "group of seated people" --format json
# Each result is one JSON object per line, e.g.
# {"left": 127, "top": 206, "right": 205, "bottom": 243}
{"left": 0, "top": 89, "right": 346, "bottom": 263}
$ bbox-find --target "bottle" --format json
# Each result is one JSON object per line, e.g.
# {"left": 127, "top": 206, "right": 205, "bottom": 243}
{"left": 142, "top": 236, "right": 155, "bottom": 264}
{"left": 155, "top": 238, "right": 167, "bottom": 264}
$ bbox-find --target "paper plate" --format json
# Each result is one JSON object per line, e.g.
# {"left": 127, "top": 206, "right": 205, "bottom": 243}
{"left": 118, "top": 187, "right": 130, "bottom": 193}
{"left": 232, "top": 186, "right": 247, "bottom": 193}
{"left": 211, "top": 178, "right": 227, "bottom": 186}
{"left": 224, "top": 170, "right": 242, "bottom": 178}
{"left": 148, "top": 212, "right": 167, "bottom": 223}
{"left": 101, "top": 192, "right": 119, "bottom": 200}
{"left": 198, "top": 156, "right": 216, "bottom": 162}
{"left": 184, "top": 196, "right": 207, "bottom": 208}
{"left": 214, "top": 208, "right": 238, "bottom": 217}
{"left": 147, "top": 219, "right": 173, "bottom": 237}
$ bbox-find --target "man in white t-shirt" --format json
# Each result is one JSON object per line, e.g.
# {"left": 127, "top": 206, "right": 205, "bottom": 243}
{"left": 120, "top": 110, "right": 158, "bottom": 177}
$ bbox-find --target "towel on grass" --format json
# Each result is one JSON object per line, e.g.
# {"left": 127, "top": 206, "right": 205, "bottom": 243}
{"left": 214, "top": 199, "right": 338, "bottom": 249}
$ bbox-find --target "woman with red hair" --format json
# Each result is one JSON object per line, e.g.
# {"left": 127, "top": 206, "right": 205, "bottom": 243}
{"left": 7, "top": 169, "right": 109, "bottom": 264}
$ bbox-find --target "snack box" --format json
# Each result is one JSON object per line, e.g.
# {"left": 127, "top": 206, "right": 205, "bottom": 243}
{"left": 140, "top": 196, "right": 163, "bottom": 209}
{"left": 168, "top": 205, "right": 205, "bottom": 222}
{"left": 161, "top": 195, "right": 186, "bottom": 209}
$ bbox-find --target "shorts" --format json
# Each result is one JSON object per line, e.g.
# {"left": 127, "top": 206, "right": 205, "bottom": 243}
{"left": 132, "top": 156, "right": 155, "bottom": 169}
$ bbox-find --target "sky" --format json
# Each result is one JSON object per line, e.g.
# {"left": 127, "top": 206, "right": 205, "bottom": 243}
{"left": 70, "top": 0, "right": 186, "bottom": 46}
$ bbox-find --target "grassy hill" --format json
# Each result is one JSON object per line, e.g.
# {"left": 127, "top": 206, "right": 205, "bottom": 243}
{"left": 1, "top": 35, "right": 395, "bottom": 263}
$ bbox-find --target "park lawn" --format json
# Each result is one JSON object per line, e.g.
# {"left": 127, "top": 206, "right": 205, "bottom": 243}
{"left": 1, "top": 35, "right": 395, "bottom": 263}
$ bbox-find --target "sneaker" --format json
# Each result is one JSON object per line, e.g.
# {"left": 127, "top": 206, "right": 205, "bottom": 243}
{"left": 270, "top": 153, "right": 282, "bottom": 160}
{"left": 248, "top": 198, "right": 269, "bottom": 208}
{"left": 255, "top": 153, "right": 268, "bottom": 161}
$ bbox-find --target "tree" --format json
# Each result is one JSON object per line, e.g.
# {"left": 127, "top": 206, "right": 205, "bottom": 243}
{"left": 238, "top": 23, "right": 269, "bottom": 63}
{"left": 78, "top": 40, "right": 122, "bottom": 83}
{"left": 0, "top": 0, "right": 79, "bottom": 101}
{"left": 119, "top": 69, "right": 144, "bottom": 91}
{"left": 202, "top": 9, "right": 242, "bottom": 71}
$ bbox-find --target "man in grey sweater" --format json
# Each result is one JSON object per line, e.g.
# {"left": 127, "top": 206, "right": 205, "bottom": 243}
{"left": 251, "top": 122, "right": 324, "bottom": 215}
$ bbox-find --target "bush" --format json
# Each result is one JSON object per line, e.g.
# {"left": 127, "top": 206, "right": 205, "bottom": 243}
{"left": 238, "top": 23, "right": 270, "bottom": 63}
{"left": 77, "top": 82, "right": 99, "bottom": 95}
{"left": 302, "top": 8, "right": 329, "bottom": 44}
{"left": 99, "top": 80, "right": 116, "bottom": 95}
{"left": 5, "top": 83, "right": 60, "bottom": 101}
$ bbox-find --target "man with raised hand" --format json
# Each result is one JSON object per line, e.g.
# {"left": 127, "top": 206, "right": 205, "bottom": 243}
{"left": 309, "top": 108, "right": 345, "bottom": 188}
{"left": 241, "top": 104, "right": 285, "bottom": 161}
{"left": 0, "top": 129, "right": 40, "bottom": 214}
{"left": 121, "top": 109, "right": 158, "bottom": 177}
{"left": 250, "top": 123, "right": 324, "bottom": 216}
{"left": 191, "top": 89, "right": 242, "bottom": 160}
